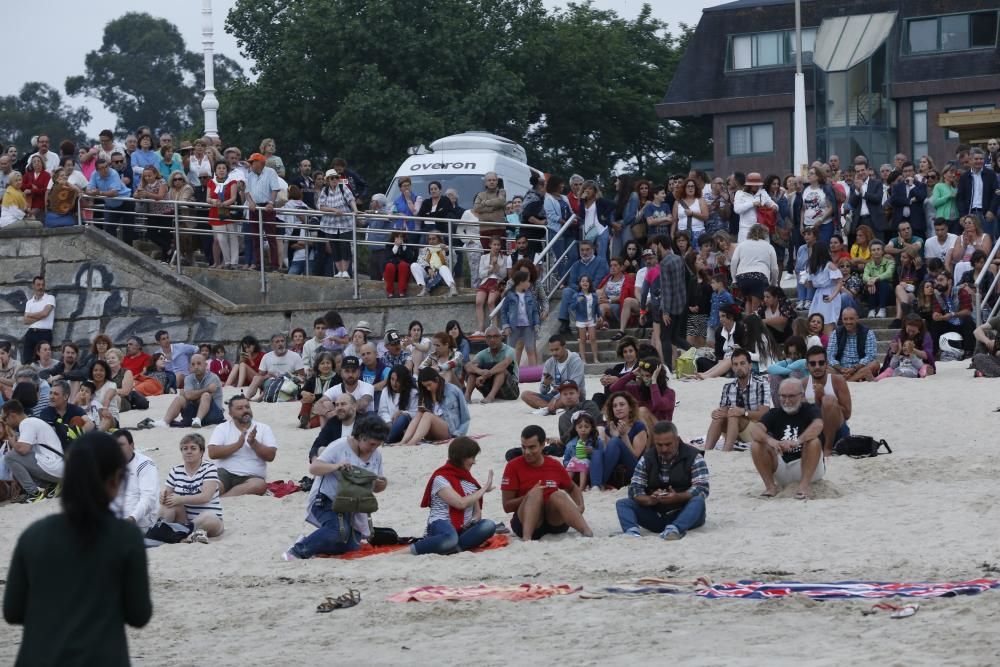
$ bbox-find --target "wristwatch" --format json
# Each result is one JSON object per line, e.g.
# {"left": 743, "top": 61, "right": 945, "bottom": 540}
{"left": 743, "top": 408, "right": 749, "bottom": 418}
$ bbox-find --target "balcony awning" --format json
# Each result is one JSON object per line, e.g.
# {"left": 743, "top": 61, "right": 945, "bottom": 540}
{"left": 813, "top": 11, "right": 897, "bottom": 72}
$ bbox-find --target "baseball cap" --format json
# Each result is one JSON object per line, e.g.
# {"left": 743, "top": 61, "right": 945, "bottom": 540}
{"left": 557, "top": 380, "right": 579, "bottom": 392}
{"left": 341, "top": 355, "right": 360, "bottom": 369}
{"left": 642, "top": 248, "right": 655, "bottom": 257}
{"left": 325, "top": 168, "right": 339, "bottom": 178}
{"left": 384, "top": 331, "right": 401, "bottom": 345}
{"left": 248, "top": 152, "right": 266, "bottom": 163}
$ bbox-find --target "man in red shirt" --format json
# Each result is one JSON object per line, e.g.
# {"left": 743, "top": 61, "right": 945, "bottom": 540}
{"left": 501, "top": 424, "right": 592, "bottom": 540}
{"left": 122, "top": 337, "right": 151, "bottom": 377}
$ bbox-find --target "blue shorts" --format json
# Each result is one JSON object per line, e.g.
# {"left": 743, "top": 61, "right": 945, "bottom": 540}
{"left": 820, "top": 422, "right": 851, "bottom": 445}
{"left": 537, "top": 389, "right": 559, "bottom": 402}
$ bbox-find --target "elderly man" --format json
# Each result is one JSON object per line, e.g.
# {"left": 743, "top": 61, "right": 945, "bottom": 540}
{"left": 465, "top": 326, "right": 519, "bottom": 404}
{"left": 207, "top": 395, "right": 278, "bottom": 497}
{"left": 521, "top": 334, "right": 586, "bottom": 415}
{"left": 501, "top": 424, "right": 592, "bottom": 540}
{"left": 751, "top": 378, "right": 825, "bottom": 499}
{"left": 86, "top": 157, "right": 132, "bottom": 237}
{"left": 284, "top": 414, "right": 388, "bottom": 559}
{"left": 245, "top": 333, "right": 305, "bottom": 402}
{"left": 244, "top": 152, "right": 281, "bottom": 270}
{"left": 309, "top": 393, "right": 358, "bottom": 462}
{"left": 616, "top": 421, "right": 709, "bottom": 539}
{"left": 802, "top": 345, "right": 852, "bottom": 456}
{"left": 826, "top": 308, "right": 878, "bottom": 381}
{"left": 111, "top": 429, "right": 159, "bottom": 530}
{"left": 314, "top": 355, "right": 375, "bottom": 424}
{"left": 379, "top": 332, "right": 412, "bottom": 372}
{"left": 556, "top": 240, "right": 610, "bottom": 335}
{"left": 705, "top": 349, "right": 771, "bottom": 452}
{"left": 149, "top": 354, "right": 224, "bottom": 429}
{"left": 0, "top": 154, "right": 12, "bottom": 191}
{"left": 1, "top": 399, "right": 63, "bottom": 503}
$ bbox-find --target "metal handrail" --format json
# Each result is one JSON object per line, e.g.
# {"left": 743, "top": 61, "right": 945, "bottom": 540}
{"left": 974, "top": 235, "right": 1000, "bottom": 325}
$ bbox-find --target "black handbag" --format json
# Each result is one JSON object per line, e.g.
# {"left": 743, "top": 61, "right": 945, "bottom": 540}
{"left": 833, "top": 435, "right": 891, "bottom": 458}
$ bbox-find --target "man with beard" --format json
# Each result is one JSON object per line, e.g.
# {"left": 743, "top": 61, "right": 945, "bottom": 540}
{"left": 704, "top": 349, "right": 771, "bottom": 452}
{"left": 309, "top": 394, "right": 357, "bottom": 462}
{"left": 750, "top": 378, "right": 825, "bottom": 500}
{"left": 801, "top": 345, "right": 852, "bottom": 457}
{"left": 313, "top": 355, "right": 375, "bottom": 424}
{"left": 207, "top": 395, "right": 278, "bottom": 497}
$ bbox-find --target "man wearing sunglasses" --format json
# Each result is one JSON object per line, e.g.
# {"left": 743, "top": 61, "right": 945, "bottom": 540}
{"left": 801, "top": 345, "right": 851, "bottom": 457}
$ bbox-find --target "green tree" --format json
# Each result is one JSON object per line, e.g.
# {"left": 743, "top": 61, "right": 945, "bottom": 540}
{"left": 66, "top": 12, "right": 244, "bottom": 136}
{"left": 0, "top": 83, "right": 91, "bottom": 151}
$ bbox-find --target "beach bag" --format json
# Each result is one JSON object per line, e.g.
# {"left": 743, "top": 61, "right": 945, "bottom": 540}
{"left": 332, "top": 467, "right": 379, "bottom": 514}
{"left": 134, "top": 374, "right": 164, "bottom": 397}
{"left": 145, "top": 519, "right": 193, "bottom": 544}
{"left": 834, "top": 435, "right": 891, "bottom": 458}
{"left": 756, "top": 205, "right": 777, "bottom": 233}
{"left": 675, "top": 347, "right": 699, "bottom": 378}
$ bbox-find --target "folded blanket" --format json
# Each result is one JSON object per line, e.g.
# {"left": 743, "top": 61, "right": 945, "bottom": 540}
{"left": 389, "top": 582, "right": 580, "bottom": 603}
{"left": 321, "top": 534, "right": 510, "bottom": 560}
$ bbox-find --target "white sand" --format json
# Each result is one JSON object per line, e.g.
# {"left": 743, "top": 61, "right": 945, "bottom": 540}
{"left": 2, "top": 362, "right": 1000, "bottom": 665}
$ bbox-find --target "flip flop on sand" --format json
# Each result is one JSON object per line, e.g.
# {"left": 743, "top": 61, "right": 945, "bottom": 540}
{"left": 759, "top": 490, "right": 777, "bottom": 498}
{"left": 795, "top": 491, "right": 811, "bottom": 500}
{"left": 316, "top": 589, "right": 361, "bottom": 613}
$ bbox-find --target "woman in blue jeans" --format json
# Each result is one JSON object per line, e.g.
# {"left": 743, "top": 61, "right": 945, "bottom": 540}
{"left": 412, "top": 436, "right": 496, "bottom": 555}
{"left": 589, "top": 391, "right": 649, "bottom": 489}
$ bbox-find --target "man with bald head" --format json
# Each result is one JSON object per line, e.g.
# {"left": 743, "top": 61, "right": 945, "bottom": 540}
{"left": 309, "top": 393, "right": 358, "bottom": 461}
{"left": 152, "top": 354, "right": 224, "bottom": 428}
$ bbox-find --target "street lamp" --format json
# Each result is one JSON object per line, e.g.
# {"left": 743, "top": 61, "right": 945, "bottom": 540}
{"left": 793, "top": 0, "right": 808, "bottom": 177}
{"left": 201, "top": 0, "right": 219, "bottom": 139}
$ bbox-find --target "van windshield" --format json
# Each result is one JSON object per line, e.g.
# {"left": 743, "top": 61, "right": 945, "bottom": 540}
{"left": 385, "top": 175, "right": 498, "bottom": 211}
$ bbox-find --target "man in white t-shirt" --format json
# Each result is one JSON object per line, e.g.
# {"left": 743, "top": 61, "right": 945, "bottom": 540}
{"left": 1, "top": 399, "right": 63, "bottom": 502}
{"left": 28, "top": 134, "right": 59, "bottom": 173}
{"left": 245, "top": 333, "right": 305, "bottom": 401}
{"left": 301, "top": 317, "right": 327, "bottom": 374}
{"left": 314, "top": 355, "right": 375, "bottom": 424}
{"left": 112, "top": 429, "right": 159, "bottom": 530}
{"left": 924, "top": 219, "right": 958, "bottom": 265}
{"left": 207, "top": 395, "right": 277, "bottom": 497}
{"left": 22, "top": 276, "right": 55, "bottom": 364}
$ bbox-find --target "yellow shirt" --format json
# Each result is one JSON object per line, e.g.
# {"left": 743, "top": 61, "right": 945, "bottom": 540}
{"left": 850, "top": 244, "right": 871, "bottom": 263}
{"left": 2, "top": 185, "right": 27, "bottom": 210}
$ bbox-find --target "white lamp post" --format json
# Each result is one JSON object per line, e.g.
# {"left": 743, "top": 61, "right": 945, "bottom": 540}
{"left": 201, "top": 0, "right": 219, "bottom": 139}
{"left": 792, "top": 0, "right": 809, "bottom": 177}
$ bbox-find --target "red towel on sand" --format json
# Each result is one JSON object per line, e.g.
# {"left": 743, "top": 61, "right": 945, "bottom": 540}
{"left": 266, "top": 480, "right": 301, "bottom": 498}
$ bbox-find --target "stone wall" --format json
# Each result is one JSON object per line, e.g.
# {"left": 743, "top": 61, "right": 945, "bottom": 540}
{"left": 0, "top": 227, "right": 559, "bottom": 359}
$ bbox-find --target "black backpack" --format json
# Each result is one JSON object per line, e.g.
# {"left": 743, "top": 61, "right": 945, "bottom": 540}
{"left": 834, "top": 435, "right": 891, "bottom": 458}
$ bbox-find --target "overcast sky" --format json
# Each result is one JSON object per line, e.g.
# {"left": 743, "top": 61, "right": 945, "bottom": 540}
{"left": 5, "top": 0, "right": 721, "bottom": 137}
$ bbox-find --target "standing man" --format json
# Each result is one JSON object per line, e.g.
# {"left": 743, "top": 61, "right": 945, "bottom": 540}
{"left": 802, "top": 346, "right": 852, "bottom": 456}
{"left": 28, "top": 134, "right": 59, "bottom": 173}
{"left": 654, "top": 234, "right": 689, "bottom": 370}
{"left": 22, "top": 276, "right": 54, "bottom": 364}
{"left": 111, "top": 429, "right": 159, "bottom": 530}
{"left": 957, "top": 148, "right": 999, "bottom": 239}
{"left": 751, "top": 378, "right": 825, "bottom": 499}
{"left": 1, "top": 400, "right": 63, "bottom": 503}
{"left": 245, "top": 333, "right": 305, "bottom": 402}
{"left": 86, "top": 157, "right": 133, "bottom": 240}
{"left": 150, "top": 354, "right": 224, "bottom": 429}
{"left": 501, "top": 424, "right": 592, "bottom": 540}
{"left": 464, "top": 326, "right": 519, "bottom": 404}
{"left": 244, "top": 152, "right": 282, "bottom": 270}
{"left": 848, "top": 158, "right": 887, "bottom": 241}
{"left": 155, "top": 330, "right": 198, "bottom": 390}
{"left": 207, "top": 395, "right": 278, "bottom": 497}
{"left": 288, "top": 158, "right": 315, "bottom": 208}
{"left": 615, "top": 421, "right": 709, "bottom": 540}
{"left": 890, "top": 162, "right": 928, "bottom": 237}
{"left": 704, "top": 349, "right": 772, "bottom": 452}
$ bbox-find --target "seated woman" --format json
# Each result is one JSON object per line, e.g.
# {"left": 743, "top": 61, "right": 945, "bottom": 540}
{"left": 766, "top": 335, "right": 808, "bottom": 398}
{"left": 741, "top": 314, "right": 780, "bottom": 373}
{"left": 446, "top": 320, "right": 472, "bottom": 366}
{"left": 398, "top": 367, "right": 471, "bottom": 446}
{"left": 412, "top": 436, "right": 496, "bottom": 555}
{"left": 598, "top": 257, "right": 638, "bottom": 339}
{"left": 225, "top": 335, "right": 264, "bottom": 388}
{"left": 693, "top": 303, "right": 745, "bottom": 379}
{"left": 609, "top": 357, "right": 676, "bottom": 424}
{"left": 591, "top": 335, "right": 640, "bottom": 410}
{"left": 589, "top": 391, "right": 649, "bottom": 490}
{"left": 378, "top": 365, "right": 419, "bottom": 444}
{"left": 894, "top": 251, "right": 927, "bottom": 325}
{"left": 89, "top": 360, "right": 121, "bottom": 432}
{"left": 298, "top": 352, "right": 340, "bottom": 429}
{"left": 874, "top": 314, "right": 935, "bottom": 380}
{"left": 160, "top": 433, "right": 224, "bottom": 540}
{"left": 45, "top": 168, "right": 81, "bottom": 228}
{"left": 383, "top": 230, "right": 415, "bottom": 298}
{"left": 419, "top": 332, "right": 465, "bottom": 387}
{"left": 757, "top": 286, "right": 795, "bottom": 344}
{"left": 31, "top": 341, "right": 58, "bottom": 376}
{"left": 406, "top": 321, "right": 432, "bottom": 369}
{"left": 137, "top": 352, "right": 172, "bottom": 396}
{"left": 105, "top": 347, "right": 147, "bottom": 413}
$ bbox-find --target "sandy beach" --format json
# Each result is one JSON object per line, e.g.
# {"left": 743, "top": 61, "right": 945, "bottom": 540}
{"left": 2, "top": 361, "right": 1000, "bottom": 666}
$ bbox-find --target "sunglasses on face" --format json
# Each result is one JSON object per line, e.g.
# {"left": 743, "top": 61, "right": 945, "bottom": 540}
{"left": 808, "top": 360, "right": 826, "bottom": 367}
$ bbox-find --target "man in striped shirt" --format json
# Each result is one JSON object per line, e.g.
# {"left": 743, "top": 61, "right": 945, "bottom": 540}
{"left": 705, "top": 349, "right": 772, "bottom": 451}
{"left": 615, "top": 421, "right": 709, "bottom": 540}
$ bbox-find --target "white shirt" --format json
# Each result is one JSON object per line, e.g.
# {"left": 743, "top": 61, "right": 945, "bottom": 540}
{"left": 112, "top": 452, "right": 159, "bottom": 530}
{"left": 924, "top": 233, "right": 959, "bottom": 262}
{"left": 208, "top": 419, "right": 277, "bottom": 478}
{"left": 858, "top": 179, "right": 870, "bottom": 217}
{"left": 259, "top": 350, "right": 304, "bottom": 376}
{"left": 971, "top": 170, "right": 984, "bottom": 210}
{"left": 97, "top": 142, "right": 126, "bottom": 163}
{"left": 29, "top": 151, "right": 60, "bottom": 173}
{"left": 18, "top": 417, "right": 64, "bottom": 478}
{"left": 24, "top": 293, "right": 55, "bottom": 330}
{"left": 322, "top": 380, "right": 376, "bottom": 412}
{"left": 302, "top": 338, "right": 324, "bottom": 371}
{"left": 187, "top": 154, "right": 213, "bottom": 186}
{"left": 377, "top": 387, "right": 418, "bottom": 424}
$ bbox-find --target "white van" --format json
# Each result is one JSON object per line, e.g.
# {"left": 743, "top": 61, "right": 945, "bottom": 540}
{"left": 384, "top": 132, "right": 540, "bottom": 210}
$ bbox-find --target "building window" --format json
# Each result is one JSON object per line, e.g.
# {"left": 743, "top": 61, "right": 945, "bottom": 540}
{"left": 945, "top": 104, "right": 996, "bottom": 140}
{"left": 904, "top": 11, "right": 998, "bottom": 54}
{"left": 912, "top": 100, "right": 928, "bottom": 159}
{"left": 728, "top": 123, "right": 774, "bottom": 156}
{"left": 728, "top": 28, "right": 817, "bottom": 70}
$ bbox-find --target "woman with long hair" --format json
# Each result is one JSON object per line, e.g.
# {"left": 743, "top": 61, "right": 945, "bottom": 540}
{"left": 379, "top": 365, "right": 419, "bottom": 444}
{"left": 3, "top": 432, "right": 151, "bottom": 665}
{"left": 807, "top": 241, "right": 842, "bottom": 333}
{"left": 398, "top": 367, "right": 471, "bottom": 446}
{"left": 622, "top": 239, "right": 642, "bottom": 274}
{"left": 740, "top": 314, "right": 780, "bottom": 372}
{"left": 685, "top": 251, "right": 713, "bottom": 348}
{"left": 225, "top": 335, "right": 264, "bottom": 388}
{"left": 850, "top": 224, "right": 875, "bottom": 270}
{"left": 419, "top": 332, "right": 465, "bottom": 386}
{"left": 446, "top": 319, "right": 471, "bottom": 364}
{"left": 767, "top": 334, "right": 809, "bottom": 397}
{"left": 298, "top": 352, "right": 339, "bottom": 429}
{"left": 89, "top": 360, "right": 120, "bottom": 431}
{"left": 758, "top": 285, "right": 796, "bottom": 343}
{"left": 951, "top": 215, "right": 992, "bottom": 285}
{"left": 875, "top": 313, "right": 935, "bottom": 379}
{"left": 589, "top": 391, "right": 649, "bottom": 490}
{"left": 672, "top": 178, "right": 707, "bottom": 250}
{"left": 133, "top": 164, "right": 170, "bottom": 257}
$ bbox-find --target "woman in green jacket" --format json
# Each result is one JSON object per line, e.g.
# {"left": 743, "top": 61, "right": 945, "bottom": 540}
{"left": 931, "top": 165, "right": 959, "bottom": 233}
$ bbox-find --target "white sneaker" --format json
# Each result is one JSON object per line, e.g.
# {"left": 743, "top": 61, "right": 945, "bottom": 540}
{"left": 876, "top": 308, "right": 887, "bottom": 318}
{"left": 867, "top": 309, "right": 876, "bottom": 318}
{"left": 417, "top": 287, "right": 427, "bottom": 297}
{"left": 280, "top": 549, "right": 299, "bottom": 561}
{"left": 191, "top": 417, "right": 202, "bottom": 428}
{"left": 152, "top": 419, "right": 168, "bottom": 428}
{"left": 803, "top": 300, "right": 811, "bottom": 310}
{"left": 532, "top": 407, "right": 551, "bottom": 416}
{"left": 449, "top": 284, "right": 458, "bottom": 296}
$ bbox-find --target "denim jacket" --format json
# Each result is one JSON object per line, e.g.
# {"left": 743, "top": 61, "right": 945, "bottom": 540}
{"left": 500, "top": 288, "right": 541, "bottom": 330}
{"left": 572, "top": 291, "right": 600, "bottom": 322}
{"left": 437, "top": 383, "right": 471, "bottom": 437}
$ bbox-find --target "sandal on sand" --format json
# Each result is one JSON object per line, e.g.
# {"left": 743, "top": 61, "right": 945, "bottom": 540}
{"left": 135, "top": 417, "right": 156, "bottom": 430}
{"left": 317, "top": 589, "right": 361, "bottom": 613}
{"left": 759, "top": 490, "right": 777, "bottom": 498}
{"left": 794, "top": 491, "right": 810, "bottom": 500}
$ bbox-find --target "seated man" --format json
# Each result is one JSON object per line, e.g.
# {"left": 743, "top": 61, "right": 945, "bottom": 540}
{"left": 1, "top": 399, "right": 64, "bottom": 503}
{"left": 359, "top": 343, "right": 390, "bottom": 399}
{"left": 283, "top": 414, "right": 389, "bottom": 559}
{"left": 207, "top": 395, "right": 278, "bottom": 497}
{"left": 151, "top": 354, "right": 224, "bottom": 429}
{"left": 751, "top": 378, "right": 825, "bottom": 499}
{"left": 380, "top": 330, "right": 413, "bottom": 372}
{"left": 704, "top": 349, "right": 771, "bottom": 451}
{"left": 308, "top": 393, "right": 357, "bottom": 462}
{"left": 929, "top": 271, "right": 975, "bottom": 359}
{"left": 313, "top": 355, "right": 374, "bottom": 424}
{"left": 44, "top": 342, "right": 90, "bottom": 394}
{"left": 556, "top": 240, "right": 609, "bottom": 334}
{"left": 860, "top": 241, "right": 895, "bottom": 318}
{"left": 802, "top": 345, "right": 852, "bottom": 456}
{"left": 520, "top": 335, "right": 586, "bottom": 415}
{"left": 39, "top": 378, "right": 93, "bottom": 452}
{"left": 464, "top": 326, "right": 519, "bottom": 404}
{"left": 245, "top": 333, "right": 305, "bottom": 402}
{"left": 615, "top": 420, "right": 709, "bottom": 540}
{"left": 111, "top": 429, "right": 159, "bottom": 530}
{"left": 826, "top": 308, "right": 879, "bottom": 382}
{"left": 504, "top": 380, "right": 601, "bottom": 462}
{"left": 885, "top": 221, "right": 923, "bottom": 260}
{"left": 500, "top": 424, "right": 593, "bottom": 540}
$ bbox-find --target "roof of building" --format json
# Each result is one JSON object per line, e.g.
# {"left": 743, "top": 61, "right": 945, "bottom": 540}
{"left": 704, "top": 0, "right": 795, "bottom": 13}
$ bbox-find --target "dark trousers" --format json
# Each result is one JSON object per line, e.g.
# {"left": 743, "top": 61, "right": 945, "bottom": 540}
{"left": 930, "top": 316, "right": 975, "bottom": 356}
{"left": 863, "top": 280, "right": 892, "bottom": 311}
{"left": 22, "top": 328, "right": 52, "bottom": 363}
{"left": 658, "top": 312, "right": 690, "bottom": 371}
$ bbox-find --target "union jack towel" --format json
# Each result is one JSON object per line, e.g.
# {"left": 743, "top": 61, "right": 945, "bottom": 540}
{"left": 695, "top": 579, "right": 1000, "bottom": 600}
